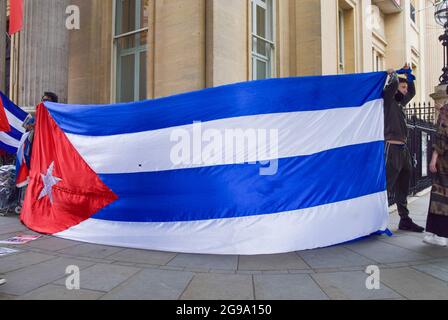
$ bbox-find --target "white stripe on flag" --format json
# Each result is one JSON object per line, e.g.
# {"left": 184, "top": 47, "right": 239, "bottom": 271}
{"left": 0, "top": 132, "right": 20, "bottom": 148}
{"left": 4, "top": 108, "right": 26, "bottom": 134}
{"left": 65, "top": 99, "right": 384, "bottom": 174}
{"left": 55, "top": 191, "right": 389, "bottom": 255}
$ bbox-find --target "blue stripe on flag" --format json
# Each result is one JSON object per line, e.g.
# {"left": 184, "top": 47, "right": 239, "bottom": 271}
{"left": 5, "top": 126, "right": 23, "bottom": 141}
{"left": 45, "top": 72, "right": 388, "bottom": 136}
{"left": 92, "top": 141, "right": 386, "bottom": 223}
{"left": 0, "top": 140, "right": 18, "bottom": 154}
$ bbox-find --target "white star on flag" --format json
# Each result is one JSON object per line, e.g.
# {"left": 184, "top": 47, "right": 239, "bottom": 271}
{"left": 38, "top": 162, "right": 62, "bottom": 204}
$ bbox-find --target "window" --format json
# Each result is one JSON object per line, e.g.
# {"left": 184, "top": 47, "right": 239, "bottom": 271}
{"left": 410, "top": 0, "right": 416, "bottom": 24}
{"left": 338, "top": 2, "right": 356, "bottom": 74}
{"left": 372, "top": 49, "right": 384, "bottom": 72}
{"left": 338, "top": 9, "right": 345, "bottom": 72}
{"left": 114, "top": 0, "right": 148, "bottom": 102}
{"left": 251, "top": 0, "right": 275, "bottom": 80}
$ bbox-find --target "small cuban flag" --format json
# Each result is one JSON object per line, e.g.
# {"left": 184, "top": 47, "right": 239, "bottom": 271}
{"left": 0, "top": 91, "right": 29, "bottom": 154}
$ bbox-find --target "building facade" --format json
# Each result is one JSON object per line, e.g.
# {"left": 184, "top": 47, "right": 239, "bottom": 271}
{"left": 0, "top": 0, "right": 445, "bottom": 110}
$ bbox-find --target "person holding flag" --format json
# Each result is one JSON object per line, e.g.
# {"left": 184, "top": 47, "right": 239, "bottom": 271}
{"left": 16, "top": 92, "right": 58, "bottom": 188}
{"left": 384, "top": 64, "right": 424, "bottom": 233}
{"left": 15, "top": 116, "right": 33, "bottom": 188}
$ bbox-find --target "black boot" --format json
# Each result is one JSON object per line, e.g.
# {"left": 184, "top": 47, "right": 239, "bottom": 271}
{"left": 399, "top": 219, "right": 425, "bottom": 233}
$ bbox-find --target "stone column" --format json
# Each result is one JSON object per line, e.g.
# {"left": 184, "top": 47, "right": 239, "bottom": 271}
{"left": 152, "top": 0, "right": 206, "bottom": 98}
{"left": 67, "top": 0, "right": 113, "bottom": 105}
{"left": 0, "top": 0, "right": 6, "bottom": 92}
{"left": 17, "top": 0, "right": 70, "bottom": 111}
{"left": 205, "top": 0, "right": 248, "bottom": 88}
{"left": 294, "top": 0, "right": 324, "bottom": 76}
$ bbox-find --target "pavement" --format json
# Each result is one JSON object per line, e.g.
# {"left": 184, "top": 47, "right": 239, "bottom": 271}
{"left": 1, "top": 190, "right": 448, "bottom": 300}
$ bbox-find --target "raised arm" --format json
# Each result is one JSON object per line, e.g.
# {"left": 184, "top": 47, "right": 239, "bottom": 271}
{"left": 402, "top": 80, "right": 416, "bottom": 105}
{"left": 383, "top": 70, "right": 398, "bottom": 103}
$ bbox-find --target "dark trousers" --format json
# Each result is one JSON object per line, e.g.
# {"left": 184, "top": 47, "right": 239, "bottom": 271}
{"left": 385, "top": 143, "right": 412, "bottom": 221}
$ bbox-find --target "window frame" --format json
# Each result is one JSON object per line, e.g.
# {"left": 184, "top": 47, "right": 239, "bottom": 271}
{"left": 338, "top": 9, "right": 345, "bottom": 72}
{"left": 372, "top": 48, "right": 384, "bottom": 72}
{"left": 251, "top": 0, "right": 276, "bottom": 81}
{"left": 112, "top": 0, "right": 149, "bottom": 103}
{"left": 410, "top": 1, "right": 416, "bottom": 24}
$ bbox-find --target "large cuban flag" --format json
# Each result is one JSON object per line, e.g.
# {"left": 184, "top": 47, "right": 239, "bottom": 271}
{"left": 21, "top": 72, "right": 389, "bottom": 255}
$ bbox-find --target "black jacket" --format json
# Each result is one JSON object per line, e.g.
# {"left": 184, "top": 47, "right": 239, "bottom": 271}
{"left": 383, "top": 74, "right": 416, "bottom": 143}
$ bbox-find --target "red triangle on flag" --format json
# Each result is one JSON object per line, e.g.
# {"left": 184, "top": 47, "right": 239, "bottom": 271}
{"left": 0, "top": 95, "right": 11, "bottom": 132}
{"left": 20, "top": 104, "right": 118, "bottom": 234}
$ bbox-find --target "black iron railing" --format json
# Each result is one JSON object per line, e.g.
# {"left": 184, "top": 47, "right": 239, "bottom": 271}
{"left": 388, "top": 102, "right": 437, "bottom": 206}
{"left": 404, "top": 101, "right": 436, "bottom": 124}
{"left": 407, "top": 102, "right": 437, "bottom": 196}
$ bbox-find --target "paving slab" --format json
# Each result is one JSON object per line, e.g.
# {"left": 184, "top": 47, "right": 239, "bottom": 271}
{"left": 106, "top": 248, "right": 176, "bottom": 265}
{"left": 261, "top": 270, "right": 290, "bottom": 275}
{"left": 25, "top": 237, "right": 80, "bottom": 252}
{"left": 432, "top": 259, "right": 448, "bottom": 269}
{"left": 379, "top": 235, "right": 448, "bottom": 258}
{"left": 0, "top": 223, "right": 29, "bottom": 235}
{"left": 412, "top": 264, "right": 448, "bottom": 282}
{"left": 183, "top": 267, "right": 211, "bottom": 273}
{"left": 311, "top": 271, "right": 402, "bottom": 300}
{"left": 168, "top": 254, "right": 238, "bottom": 270}
{"left": 0, "top": 251, "right": 56, "bottom": 273}
{"left": 288, "top": 269, "right": 315, "bottom": 274}
{"left": 0, "top": 217, "right": 19, "bottom": 226}
{"left": 238, "top": 253, "right": 309, "bottom": 271}
{"left": 343, "top": 239, "right": 432, "bottom": 264}
{"left": 53, "top": 263, "right": 141, "bottom": 292}
{"left": 210, "top": 269, "right": 237, "bottom": 274}
{"left": 338, "top": 266, "right": 371, "bottom": 272}
{"left": 298, "top": 246, "right": 375, "bottom": 269}
{"left": 160, "top": 265, "right": 186, "bottom": 271}
{"left": 57, "top": 243, "right": 123, "bottom": 259}
{"left": 314, "top": 268, "right": 344, "bottom": 273}
{"left": 180, "top": 273, "right": 254, "bottom": 300}
{"left": 0, "top": 257, "right": 95, "bottom": 296}
{"left": 254, "top": 274, "right": 328, "bottom": 300}
{"left": 391, "top": 229, "right": 427, "bottom": 239}
{"left": 380, "top": 267, "right": 448, "bottom": 300}
{"left": 17, "top": 284, "right": 104, "bottom": 300}
{"left": 63, "top": 256, "right": 119, "bottom": 265}
{"left": 102, "top": 269, "right": 194, "bottom": 300}
{"left": 0, "top": 293, "right": 17, "bottom": 300}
